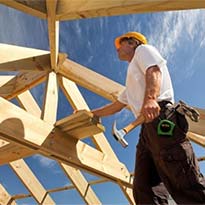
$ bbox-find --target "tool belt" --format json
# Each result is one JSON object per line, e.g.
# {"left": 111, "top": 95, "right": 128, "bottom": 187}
{"left": 157, "top": 100, "right": 200, "bottom": 137}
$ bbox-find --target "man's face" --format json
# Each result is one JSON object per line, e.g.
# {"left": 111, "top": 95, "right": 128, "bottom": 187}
{"left": 116, "top": 38, "right": 137, "bottom": 62}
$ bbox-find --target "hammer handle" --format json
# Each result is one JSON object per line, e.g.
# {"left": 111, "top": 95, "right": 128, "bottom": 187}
{"left": 123, "top": 115, "right": 145, "bottom": 134}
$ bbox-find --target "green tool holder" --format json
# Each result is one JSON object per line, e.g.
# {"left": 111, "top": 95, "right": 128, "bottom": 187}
{"left": 157, "top": 119, "right": 175, "bottom": 136}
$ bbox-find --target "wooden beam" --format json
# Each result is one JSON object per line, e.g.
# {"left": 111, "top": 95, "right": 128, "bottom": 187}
{"left": 0, "top": 54, "right": 51, "bottom": 72}
{"left": 0, "top": 76, "right": 15, "bottom": 87}
{"left": 19, "top": 83, "right": 101, "bottom": 205}
{"left": 0, "top": 44, "right": 49, "bottom": 64}
{"left": 188, "top": 132, "right": 205, "bottom": 147}
{"left": 55, "top": 110, "right": 104, "bottom": 139}
{"left": 9, "top": 159, "right": 55, "bottom": 205}
{"left": 60, "top": 165, "right": 101, "bottom": 205}
{"left": 41, "top": 72, "right": 58, "bottom": 124}
{"left": 56, "top": 59, "right": 124, "bottom": 102}
{"left": 56, "top": 0, "right": 205, "bottom": 21}
{"left": 58, "top": 76, "right": 135, "bottom": 204}
{"left": 16, "top": 90, "right": 42, "bottom": 118}
{"left": 0, "top": 141, "right": 35, "bottom": 165}
{"left": 0, "top": 97, "right": 132, "bottom": 187}
{"left": 58, "top": 76, "right": 119, "bottom": 159}
{"left": 0, "top": 71, "right": 48, "bottom": 100}
{"left": 0, "top": 0, "right": 47, "bottom": 19}
{"left": 0, "top": 184, "right": 16, "bottom": 205}
{"left": 46, "top": 0, "right": 59, "bottom": 69}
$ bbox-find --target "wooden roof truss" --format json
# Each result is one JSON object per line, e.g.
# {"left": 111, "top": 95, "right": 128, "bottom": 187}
{"left": 0, "top": 0, "right": 205, "bottom": 204}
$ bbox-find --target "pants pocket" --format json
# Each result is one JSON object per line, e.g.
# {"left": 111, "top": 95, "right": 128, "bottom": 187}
{"left": 159, "top": 141, "right": 200, "bottom": 190}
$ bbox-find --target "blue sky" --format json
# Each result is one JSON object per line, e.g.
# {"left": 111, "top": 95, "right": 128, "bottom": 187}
{"left": 0, "top": 4, "right": 205, "bottom": 204}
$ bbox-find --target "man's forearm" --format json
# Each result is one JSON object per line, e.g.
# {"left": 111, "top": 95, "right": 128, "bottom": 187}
{"left": 92, "top": 100, "right": 126, "bottom": 117}
{"left": 144, "top": 65, "right": 161, "bottom": 102}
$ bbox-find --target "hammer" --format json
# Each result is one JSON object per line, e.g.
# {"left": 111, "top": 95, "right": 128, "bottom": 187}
{"left": 112, "top": 115, "right": 145, "bottom": 148}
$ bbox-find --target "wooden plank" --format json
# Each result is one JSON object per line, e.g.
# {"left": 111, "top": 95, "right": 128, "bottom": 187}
{"left": 56, "top": 59, "right": 125, "bottom": 102}
{"left": 10, "top": 159, "right": 55, "bottom": 205}
{"left": 41, "top": 72, "right": 58, "bottom": 124}
{"left": 0, "top": 184, "right": 16, "bottom": 205}
{"left": 60, "top": 165, "right": 101, "bottom": 205}
{"left": 56, "top": 0, "right": 205, "bottom": 21}
{"left": 55, "top": 110, "right": 105, "bottom": 139}
{"left": 0, "top": 97, "right": 132, "bottom": 188}
{"left": 0, "top": 54, "right": 51, "bottom": 72}
{"left": 0, "top": 71, "right": 48, "bottom": 100}
{"left": 58, "top": 76, "right": 118, "bottom": 158}
{"left": 0, "top": 0, "right": 47, "bottom": 19}
{"left": 0, "top": 141, "right": 35, "bottom": 165}
{"left": 188, "top": 132, "right": 205, "bottom": 147}
{"left": 0, "top": 76, "right": 15, "bottom": 87}
{"left": 16, "top": 90, "right": 41, "bottom": 118}
{"left": 0, "top": 44, "right": 49, "bottom": 64}
{"left": 46, "top": 0, "right": 59, "bottom": 69}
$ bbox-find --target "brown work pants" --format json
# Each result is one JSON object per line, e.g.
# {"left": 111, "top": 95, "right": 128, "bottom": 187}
{"left": 133, "top": 102, "right": 205, "bottom": 204}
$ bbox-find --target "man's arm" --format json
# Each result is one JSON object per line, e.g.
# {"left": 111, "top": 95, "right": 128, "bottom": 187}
{"left": 141, "top": 65, "right": 161, "bottom": 122}
{"left": 91, "top": 100, "right": 126, "bottom": 117}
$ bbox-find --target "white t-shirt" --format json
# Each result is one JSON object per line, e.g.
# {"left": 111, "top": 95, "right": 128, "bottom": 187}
{"left": 118, "top": 44, "right": 174, "bottom": 118}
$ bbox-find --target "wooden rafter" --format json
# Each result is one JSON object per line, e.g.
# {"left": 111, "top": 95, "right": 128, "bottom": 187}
{"left": 0, "top": 54, "right": 51, "bottom": 72}
{"left": 0, "top": 184, "right": 16, "bottom": 205}
{"left": 41, "top": 72, "right": 58, "bottom": 124}
{"left": 56, "top": 0, "right": 205, "bottom": 21}
{"left": 56, "top": 58, "right": 124, "bottom": 102}
{"left": 0, "top": 1, "right": 204, "bottom": 204}
{"left": 0, "top": 0, "right": 47, "bottom": 19}
{"left": 9, "top": 159, "right": 55, "bottom": 205}
{"left": 46, "top": 0, "right": 59, "bottom": 69}
{"left": 58, "top": 76, "right": 135, "bottom": 204}
{"left": 0, "top": 97, "right": 131, "bottom": 187}
{"left": 0, "top": 141, "right": 35, "bottom": 165}
{"left": 0, "top": 71, "right": 48, "bottom": 99}
{"left": 0, "top": 44, "right": 49, "bottom": 64}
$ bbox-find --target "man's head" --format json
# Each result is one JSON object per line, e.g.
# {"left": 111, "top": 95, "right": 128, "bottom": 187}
{"left": 114, "top": 32, "right": 147, "bottom": 62}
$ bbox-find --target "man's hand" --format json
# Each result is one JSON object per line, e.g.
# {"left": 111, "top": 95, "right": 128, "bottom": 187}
{"left": 141, "top": 99, "right": 160, "bottom": 122}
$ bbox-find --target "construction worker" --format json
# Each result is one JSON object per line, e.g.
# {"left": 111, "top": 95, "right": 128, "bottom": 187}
{"left": 91, "top": 31, "right": 205, "bottom": 204}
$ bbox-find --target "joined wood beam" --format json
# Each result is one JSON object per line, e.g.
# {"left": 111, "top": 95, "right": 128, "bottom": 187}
{"left": 0, "top": 44, "right": 49, "bottom": 64}
{"left": 19, "top": 86, "right": 101, "bottom": 205}
{"left": 0, "top": 141, "right": 34, "bottom": 165}
{"left": 0, "top": 54, "right": 51, "bottom": 72}
{"left": 46, "top": 0, "right": 59, "bottom": 69}
{"left": 56, "top": 0, "right": 205, "bottom": 21}
{"left": 188, "top": 132, "right": 205, "bottom": 147}
{"left": 0, "top": 0, "right": 47, "bottom": 19}
{"left": 10, "top": 159, "right": 55, "bottom": 205}
{"left": 16, "top": 90, "right": 42, "bottom": 118}
{"left": 0, "top": 97, "right": 132, "bottom": 187}
{"left": 0, "top": 184, "right": 16, "bottom": 205}
{"left": 41, "top": 72, "right": 58, "bottom": 124}
{"left": 60, "top": 165, "right": 101, "bottom": 205}
{"left": 58, "top": 76, "right": 135, "bottom": 204}
{"left": 0, "top": 71, "right": 48, "bottom": 100}
{"left": 56, "top": 58, "right": 124, "bottom": 102}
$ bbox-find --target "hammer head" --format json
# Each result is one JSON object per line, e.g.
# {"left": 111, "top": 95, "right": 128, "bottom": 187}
{"left": 112, "top": 121, "right": 128, "bottom": 148}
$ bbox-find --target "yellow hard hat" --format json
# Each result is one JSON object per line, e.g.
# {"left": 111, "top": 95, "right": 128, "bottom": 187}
{"left": 114, "top": 32, "right": 147, "bottom": 49}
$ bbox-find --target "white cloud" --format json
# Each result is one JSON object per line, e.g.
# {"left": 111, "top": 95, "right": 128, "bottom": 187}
{"left": 32, "top": 154, "right": 56, "bottom": 168}
{"left": 149, "top": 9, "right": 205, "bottom": 59}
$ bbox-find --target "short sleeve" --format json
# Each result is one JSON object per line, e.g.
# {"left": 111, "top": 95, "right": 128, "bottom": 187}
{"left": 136, "top": 45, "right": 166, "bottom": 73}
{"left": 117, "top": 89, "right": 128, "bottom": 105}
